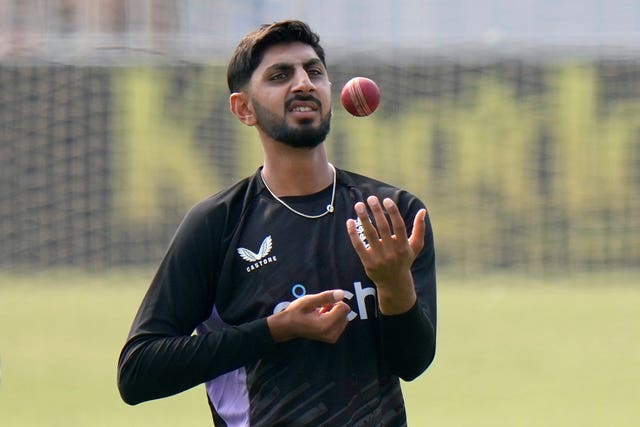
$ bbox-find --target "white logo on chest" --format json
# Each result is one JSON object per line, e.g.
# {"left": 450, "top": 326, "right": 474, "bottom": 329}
{"left": 237, "top": 235, "right": 278, "bottom": 272}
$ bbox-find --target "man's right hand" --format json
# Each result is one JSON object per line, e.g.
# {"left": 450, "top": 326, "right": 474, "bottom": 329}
{"left": 266, "top": 290, "right": 350, "bottom": 344}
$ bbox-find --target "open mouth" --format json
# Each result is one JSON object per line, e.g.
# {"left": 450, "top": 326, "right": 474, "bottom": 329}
{"left": 286, "top": 97, "right": 321, "bottom": 114}
{"left": 290, "top": 105, "right": 316, "bottom": 113}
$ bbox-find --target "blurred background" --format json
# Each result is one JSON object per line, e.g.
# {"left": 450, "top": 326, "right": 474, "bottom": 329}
{"left": 1, "top": 0, "right": 639, "bottom": 273}
{"left": 0, "top": 1, "right": 638, "bottom": 426}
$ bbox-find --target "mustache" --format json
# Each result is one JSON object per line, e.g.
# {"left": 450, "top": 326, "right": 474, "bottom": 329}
{"left": 285, "top": 94, "right": 322, "bottom": 110}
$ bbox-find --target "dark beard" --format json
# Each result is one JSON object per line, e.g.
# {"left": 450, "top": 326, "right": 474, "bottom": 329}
{"left": 252, "top": 97, "right": 331, "bottom": 148}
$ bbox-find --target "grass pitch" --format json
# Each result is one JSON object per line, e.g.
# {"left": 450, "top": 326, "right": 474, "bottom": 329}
{"left": 0, "top": 270, "right": 638, "bottom": 426}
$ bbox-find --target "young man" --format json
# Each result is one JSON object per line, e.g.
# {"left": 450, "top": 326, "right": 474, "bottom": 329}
{"left": 117, "top": 20, "right": 437, "bottom": 426}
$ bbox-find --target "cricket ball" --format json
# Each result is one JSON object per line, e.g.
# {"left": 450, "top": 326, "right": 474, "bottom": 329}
{"left": 341, "top": 77, "right": 380, "bottom": 117}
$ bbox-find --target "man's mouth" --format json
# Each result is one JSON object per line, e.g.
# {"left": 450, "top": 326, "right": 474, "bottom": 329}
{"left": 286, "top": 97, "right": 321, "bottom": 114}
{"left": 290, "top": 105, "right": 315, "bottom": 113}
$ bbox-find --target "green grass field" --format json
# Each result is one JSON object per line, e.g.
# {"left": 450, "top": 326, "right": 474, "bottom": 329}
{"left": 0, "top": 270, "right": 638, "bottom": 426}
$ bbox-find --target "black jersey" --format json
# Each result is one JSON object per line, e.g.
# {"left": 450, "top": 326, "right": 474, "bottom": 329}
{"left": 118, "top": 167, "right": 437, "bottom": 426}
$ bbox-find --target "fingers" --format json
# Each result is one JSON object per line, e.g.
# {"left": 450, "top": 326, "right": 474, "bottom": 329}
{"left": 347, "top": 198, "right": 384, "bottom": 253}
{"left": 346, "top": 196, "right": 427, "bottom": 285}
{"left": 348, "top": 196, "right": 412, "bottom": 247}
{"left": 346, "top": 215, "right": 367, "bottom": 252}
{"left": 287, "top": 290, "right": 350, "bottom": 343}
{"left": 409, "top": 208, "right": 427, "bottom": 254}
{"left": 363, "top": 196, "right": 391, "bottom": 246}
{"left": 268, "top": 289, "right": 350, "bottom": 344}
{"left": 300, "top": 289, "right": 345, "bottom": 309}
{"left": 318, "top": 290, "right": 345, "bottom": 314}
{"left": 382, "top": 198, "right": 409, "bottom": 242}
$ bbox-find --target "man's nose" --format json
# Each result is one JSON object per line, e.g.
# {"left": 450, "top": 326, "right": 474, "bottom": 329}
{"left": 292, "top": 70, "right": 316, "bottom": 93}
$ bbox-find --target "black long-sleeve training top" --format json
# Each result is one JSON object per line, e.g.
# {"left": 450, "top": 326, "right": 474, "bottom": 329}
{"left": 117, "top": 167, "right": 437, "bottom": 426}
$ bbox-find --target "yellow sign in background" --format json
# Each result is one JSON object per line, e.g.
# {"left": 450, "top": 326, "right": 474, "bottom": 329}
{"left": 110, "top": 61, "right": 640, "bottom": 273}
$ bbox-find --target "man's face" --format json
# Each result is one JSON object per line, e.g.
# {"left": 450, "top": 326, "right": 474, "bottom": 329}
{"left": 247, "top": 42, "right": 332, "bottom": 148}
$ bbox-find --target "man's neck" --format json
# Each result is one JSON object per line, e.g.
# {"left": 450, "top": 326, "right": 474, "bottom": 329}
{"left": 261, "top": 145, "right": 333, "bottom": 197}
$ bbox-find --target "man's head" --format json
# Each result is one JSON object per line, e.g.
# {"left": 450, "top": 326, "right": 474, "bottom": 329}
{"left": 227, "top": 20, "right": 326, "bottom": 94}
{"left": 227, "top": 20, "right": 331, "bottom": 149}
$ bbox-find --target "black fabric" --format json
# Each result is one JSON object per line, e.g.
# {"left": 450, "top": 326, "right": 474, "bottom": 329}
{"left": 117, "top": 167, "right": 437, "bottom": 426}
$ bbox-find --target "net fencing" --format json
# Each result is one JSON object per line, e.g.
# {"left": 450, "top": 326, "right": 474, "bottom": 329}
{"left": 2, "top": 49, "right": 638, "bottom": 275}
{"left": 1, "top": 0, "right": 639, "bottom": 275}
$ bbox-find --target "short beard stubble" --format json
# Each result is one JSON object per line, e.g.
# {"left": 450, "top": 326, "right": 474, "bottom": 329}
{"left": 252, "top": 97, "right": 331, "bottom": 148}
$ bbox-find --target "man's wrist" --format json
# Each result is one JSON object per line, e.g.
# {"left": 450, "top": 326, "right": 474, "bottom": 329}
{"left": 374, "top": 269, "right": 417, "bottom": 315}
{"left": 266, "top": 310, "right": 295, "bottom": 343}
{"left": 376, "top": 285, "right": 416, "bottom": 315}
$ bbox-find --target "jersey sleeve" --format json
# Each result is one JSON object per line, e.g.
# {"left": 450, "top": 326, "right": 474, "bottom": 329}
{"left": 117, "top": 199, "right": 277, "bottom": 405}
{"left": 379, "top": 197, "right": 437, "bottom": 381}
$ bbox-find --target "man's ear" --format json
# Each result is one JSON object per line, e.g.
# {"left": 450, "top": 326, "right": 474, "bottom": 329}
{"left": 230, "top": 92, "right": 256, "bottom": 126}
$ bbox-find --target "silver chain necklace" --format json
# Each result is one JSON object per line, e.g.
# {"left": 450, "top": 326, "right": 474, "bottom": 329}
{"left": 260, "top": 163, "right": 337, "bottom": 219}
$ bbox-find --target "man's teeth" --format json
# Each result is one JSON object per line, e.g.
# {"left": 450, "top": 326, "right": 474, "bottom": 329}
{"left": 291, "top": 106, "right": 314, "bottom": 112}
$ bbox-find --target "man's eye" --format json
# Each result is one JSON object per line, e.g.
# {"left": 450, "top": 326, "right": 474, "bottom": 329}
{"left": 270, "top": 73, "right": 288, "bottom": 81}
{"left": 308, "top": 68, "right": 323, "bottom": 76}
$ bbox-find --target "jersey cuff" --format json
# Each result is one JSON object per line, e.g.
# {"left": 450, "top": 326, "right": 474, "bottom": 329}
{"left": 379, "top": 299, "right": 431, "bottom": 336}
{"left": 379, "top": 299, "right": 420, "bottom": 321}
{"left": 254, "top": 318, "right": 279, "bottom": 351}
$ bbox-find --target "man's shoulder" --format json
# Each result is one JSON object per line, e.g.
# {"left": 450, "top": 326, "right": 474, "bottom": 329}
{"left": 184, "top": 173, "right": 258, "bottom": 223}
{"left": 339, "top": 168, "right": 395, "bottom": 190}
{"left": 339, "top": 168, "right": 422, "bottom": 203}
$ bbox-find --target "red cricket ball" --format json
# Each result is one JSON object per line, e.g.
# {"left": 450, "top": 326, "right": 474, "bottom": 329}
{"left": 341, "top": 77, "right": 380, "bottom": 117}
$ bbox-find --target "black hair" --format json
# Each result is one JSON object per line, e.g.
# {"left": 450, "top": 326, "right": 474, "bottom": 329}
{"left": 227, "top": 20, "right": 326, "bottom": 93}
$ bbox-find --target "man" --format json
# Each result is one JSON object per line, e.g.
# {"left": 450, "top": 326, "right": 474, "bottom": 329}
{"left": 118, "top": 20, "right": 437, "bottom": 426}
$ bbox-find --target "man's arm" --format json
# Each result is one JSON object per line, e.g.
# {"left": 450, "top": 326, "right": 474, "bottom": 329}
{"left": 346, "top": 195, "right": 437, "bottom": 380}
{"left": 118, "top": 201, "right": 354, "bottom": 405}
{"left": 118, "top": 319, "right": 275, "bottom": 404}
{"left": 117, "top": 202, "right": 277, "bottom": 405}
